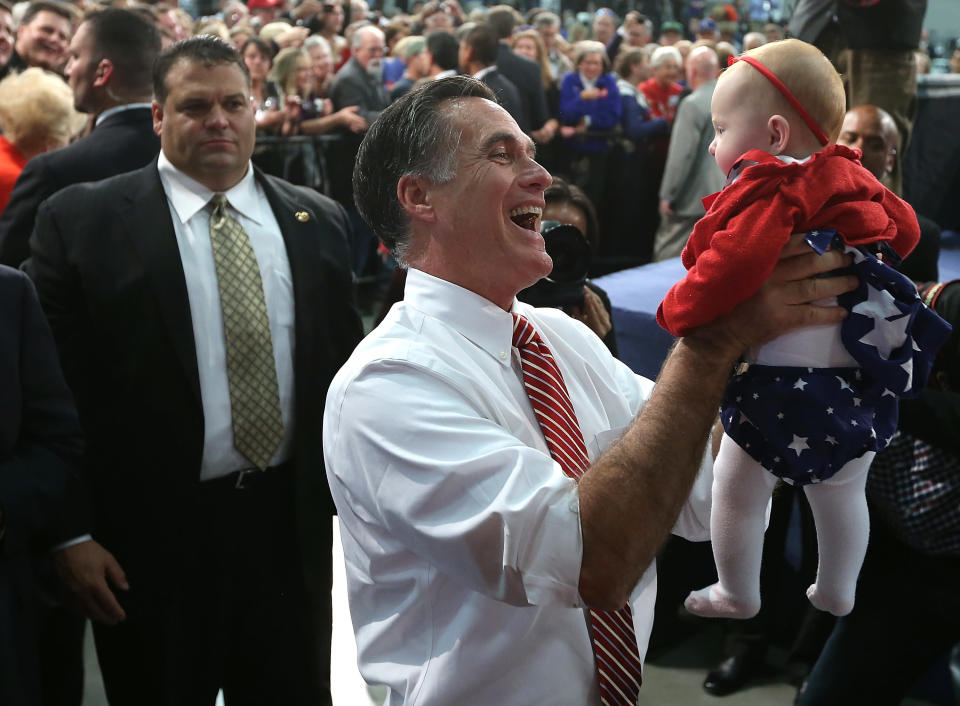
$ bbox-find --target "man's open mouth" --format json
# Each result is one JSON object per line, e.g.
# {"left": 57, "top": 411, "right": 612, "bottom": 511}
{"left": 509, "top": 205, "right": 542, "bottom": 231}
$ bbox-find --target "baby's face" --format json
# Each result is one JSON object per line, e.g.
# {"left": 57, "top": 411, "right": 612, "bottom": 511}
{"left": 709, "top": 68, "right": 775, "bottom": 176}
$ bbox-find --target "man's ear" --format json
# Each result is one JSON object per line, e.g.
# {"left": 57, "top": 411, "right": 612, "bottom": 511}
{"left": 397, "top": 174, "right": 436, "bottom": 223}
{"left": 93, "top": 58, "right": 114, "bottom": 88}
{"left": 768, "top": 114, "right": 790, "bottom": 154}
{"left": 151, "top": 100, "right": 163, "bottom": 137}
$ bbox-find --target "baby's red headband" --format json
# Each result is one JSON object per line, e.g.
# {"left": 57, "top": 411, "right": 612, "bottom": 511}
{"left": 727, "top": 54, "right": 829, "bottom": 146}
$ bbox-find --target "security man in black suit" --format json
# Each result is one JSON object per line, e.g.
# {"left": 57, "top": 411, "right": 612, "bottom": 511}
{"left": 27, "top": 37, "right": 364, "bottom": 705}
{"left": 459, "top": 24, "right": 524, "bottom": 130}
{"left": 0, "top": 7, "right": 161, "bottom": 267}
{"left": 0, "top": 264, "right": 83, "bottom": 706}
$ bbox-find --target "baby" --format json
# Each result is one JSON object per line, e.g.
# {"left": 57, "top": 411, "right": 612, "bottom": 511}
{"left": 657, "top": 39, "right": 950, "bottom": 618}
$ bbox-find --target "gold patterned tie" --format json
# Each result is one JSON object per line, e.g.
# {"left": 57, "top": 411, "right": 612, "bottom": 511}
{"left": 208, "top": 194, "right": 284, "bottom": 470}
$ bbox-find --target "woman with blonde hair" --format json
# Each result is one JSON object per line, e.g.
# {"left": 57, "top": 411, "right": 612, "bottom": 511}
{"left": 0, "top": 68, "right": 78, "bottom": 213}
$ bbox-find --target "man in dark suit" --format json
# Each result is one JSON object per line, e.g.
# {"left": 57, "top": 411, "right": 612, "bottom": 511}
{"left": 487, "top": 4, "right": 549, "bottom": 138}
{"left": 459, "top": 24, "right": 523, "bottom": 130}
{"left": 0, "top": 7, "right": 161, "bottom": 267}
{"left": 27, "top": 36, "right": 363, "bottom": 705}
{"left": 0, "top": 264, "right": 83, "bottom": 706}
{"left": 329, "top": 24, "right": 389, "bottom": 275}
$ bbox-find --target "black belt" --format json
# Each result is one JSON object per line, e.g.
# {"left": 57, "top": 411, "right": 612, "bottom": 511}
{"left": 205, "top": 460, "right": 294, "bottom": 491}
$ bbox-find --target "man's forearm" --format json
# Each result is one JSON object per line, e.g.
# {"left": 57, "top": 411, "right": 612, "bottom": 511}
{"left": 577, "top": 334, "right": 738, "bottom": 609}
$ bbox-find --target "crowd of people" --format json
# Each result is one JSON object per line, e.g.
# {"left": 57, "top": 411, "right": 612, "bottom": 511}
{"left": 0, "top": 0, "right": 958, "bottom": 705}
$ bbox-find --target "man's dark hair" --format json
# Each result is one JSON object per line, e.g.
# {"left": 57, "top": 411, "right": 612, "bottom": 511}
{"left": 463, "top": 24, "right": 498, "bottom": 67}
{"left": 83, "top": 8, "right": 160, "bottom": 96}
{"left": 21, "top": 0, "right": 74, "bottom": 26}
{"left": 353, "top": 76, "right": 495, "bottom": 263}
{"left": 486, "top": 5, "right": 516, "bottom": 40}
{"left": 425, "top": 30, "right": 458, "bottom": 72}
{"left": 153, "top": 36, "right": 250, "bottom": 105}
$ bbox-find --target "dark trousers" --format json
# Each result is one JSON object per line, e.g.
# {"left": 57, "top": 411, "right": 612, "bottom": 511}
{"left": 92, "top": 467, "right": 331, "bottom": 706}
{"left": 797, "top": 522, "right": 960, "bottom": 706}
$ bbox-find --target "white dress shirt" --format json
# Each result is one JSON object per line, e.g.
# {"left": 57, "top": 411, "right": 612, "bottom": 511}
{"left": 158, "top": 153, "right": 294, "bottom": 480}
{"left": 324, "top": 269, "right": 713, "bottom": 705}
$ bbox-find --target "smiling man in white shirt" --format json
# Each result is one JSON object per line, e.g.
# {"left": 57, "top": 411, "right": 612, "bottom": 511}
{"left": 326, "top": 75, "right": 858, "bottom": 705}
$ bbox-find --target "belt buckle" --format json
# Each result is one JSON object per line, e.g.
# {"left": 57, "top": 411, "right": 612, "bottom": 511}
{"left": 234, "top": 469, "right": 254, "bottom": 490}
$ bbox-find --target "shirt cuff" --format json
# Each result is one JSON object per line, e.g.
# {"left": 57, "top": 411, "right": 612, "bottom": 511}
{"left": 52, "top": 534, "right": 93, "bottom": 552}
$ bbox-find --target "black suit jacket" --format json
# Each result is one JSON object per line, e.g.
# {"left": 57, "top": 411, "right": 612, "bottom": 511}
{"left": 481, "top": 68, "right": 525, "bottom": 131}
{"left": 496, "top": 43, "right": 549, "bottom": 133}
{"left": 0, "top": 106, "right": 160, "bottom": 268}
{"left": 0, "top": 266, "right": 82, "bottom": 706}
{"left": 26, "top": 163, "right": 363, "bottom": 592}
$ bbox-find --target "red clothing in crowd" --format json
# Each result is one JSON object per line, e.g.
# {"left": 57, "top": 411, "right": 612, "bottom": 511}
{"left": 658, "top": 145, "right": 920, "bottom": 336}
{"left": 639, "top": 78, "right": 684, "bottom": 122}
{"left": 0, "top": 135, "right": 27, "bottom": 216}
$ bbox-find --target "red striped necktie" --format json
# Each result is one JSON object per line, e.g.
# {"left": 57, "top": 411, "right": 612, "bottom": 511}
{"left": 511, "top": 313, "right": 643, "bottom": 705}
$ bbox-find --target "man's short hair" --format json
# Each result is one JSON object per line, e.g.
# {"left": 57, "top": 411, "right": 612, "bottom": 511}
{"left": 463, "top": 23, "right": 498, "bottom": 67}
{"left": 153, "top": 36, "right": 249, "bottom": 105}
{"left": 353, "top": 76, "right": 495, "bottom": 263}
{"left": 20, "top": 0, "right": 74, "bottom": 27}
{"left": 650, "top": 44, "right": 681, "bottom": 67}
{"left": 533, "top": 11, "right": 560, "bottom": 30}
{"left": 83, "top": 8, "right": 160, "bottom": 96}
{"left": 425, "top": 29, "right": 458, "bottom": 71}
{"left": 486, "top": 5, "right": 517, "bottom": 40}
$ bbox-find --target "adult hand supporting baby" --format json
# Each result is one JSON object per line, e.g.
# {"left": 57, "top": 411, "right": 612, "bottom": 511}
{"left": 686, "top": 232, "right": 858, "bottom": 361}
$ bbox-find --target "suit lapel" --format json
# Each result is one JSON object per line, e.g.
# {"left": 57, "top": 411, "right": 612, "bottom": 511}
{"left": 120, "top": 166, "right": 202, "bottom": 407}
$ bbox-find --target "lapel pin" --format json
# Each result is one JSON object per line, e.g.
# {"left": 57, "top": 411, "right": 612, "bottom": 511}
{"left": 295, "top": 210, "right": 310, "bottom": 222}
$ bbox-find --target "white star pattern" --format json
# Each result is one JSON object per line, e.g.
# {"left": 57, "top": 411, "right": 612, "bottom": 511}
{"left": 836, "top": 377, "right": 853, "bottom": 392}
{"left": 788, "top": 434, "right": 809, "bottom": 456}
{"left": 825, "top": 435, "right": 838, "bottom": 445}
{"left": 777, "top": 412, "right": 784, "bottom": 420}
{"left": 826, "top": 406, "right": 834, "bottom": 414}
{"left": 901, "top": 358, "right": 914, "bottom": 390}
{"left": 752, "top": 392, "right": 759, "bottom": 400}
{"left": 853, "top": 397, "right": 862, "bottom": 407}
{"left": 793, "top": 378, "right": 808, "bottom": 391}
{"left": 882, "top": 388, "right": 897, "bottom": 397}
{"left": 851, "top": 419, "right": 858, "bottom": 427}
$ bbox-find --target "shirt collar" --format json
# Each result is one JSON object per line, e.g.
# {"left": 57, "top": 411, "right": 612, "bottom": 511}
{"left": 157, "top": 151, "right": 263, "bottom": 226}
{"left": 433, "top": 69, "right": 458, "bottom": 80}
{"left": 404, "top": 268, "right": 521, "bottom": 367}
{"left": 579, "top": 72, "right": 598, "bottom": 90}
{"left": 95, "top": 102, "right": 153, "bottom": 127}
{"left": 473, "top": 66, "right": 496, "bottom": 80}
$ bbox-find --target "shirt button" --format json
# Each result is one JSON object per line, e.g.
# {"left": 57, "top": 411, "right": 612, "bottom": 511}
{"left": 500, "top": 351, "right": 508, "bottom": 360}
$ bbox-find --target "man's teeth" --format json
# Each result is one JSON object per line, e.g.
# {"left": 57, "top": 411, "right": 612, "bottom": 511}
{"left": 509, "top": 206, "right": 542, "bottom": 229}
{"left": 509, "top": 206, "right": 543, "bottom": 218}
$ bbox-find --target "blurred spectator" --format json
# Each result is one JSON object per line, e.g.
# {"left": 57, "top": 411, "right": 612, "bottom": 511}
{"left": 591, "top": 7, "right": 617, "bottom": 45}
{"left": 742, "top": 31, "right": 765, "bottom": 52}
{"left": 304, "top": 33, "right": 334, "bottom": 98}
{"left": 763, "top": 21, "right": 784, "bottom": 43}
{"left": 247, "top": 0, "right": 284, "bottom": 27}
{"left": 423, "top": 28, "right": 458, "bottom": 79}
{"left": 652, "top": 45, "right": 722, "bottom": 261}
{"left": 487, "top": 5, "right": 550, "bottom": 138}
{"left": 243, "top": 37, "right": 285, "bottom": 134}
{"left": 558, "top": 40, "right": 620, "bottom": 223}
{"left": 0, "top": 264, "right": 83, "bottom": 706}
{"left": 2, "top": 0, "right": 73, "bottom": 79}
{"left": 222, "top": 0, "right": 249, "bottom": 28}
{"left": 836, "top": 104, "right": 939, "bottom": 283}
{"left": 639, "top": 45, "right": 683, "bottom": 122}
{"left": 269, "top": 46, "right": 314, "bottom": 135}
{"left": 388, "top": 35, "right": 427, "bottom": 101}
{"left": 714, "top": 40, "right": 735, "bottom": 66}
{"left": 950, "top": 47, "right": 960, "bottom": 74}
{"left": 0, "top": 1, "right": 13, "bottom": 77}
{"left": 510, "top": 29, "right": 559, "bottom": 145}
{"left": 796, "top": 279, "right": 960, "bottom": 706}
{"left": 318, "top": 1, "right": 348, "bottom": 69}
{"left": 228, "top": 23, "right": 254, "bottom": 51}
{"left": 659, "top": 20, "right": 683, "bottom": 45}
{"left": 914, "top": 49, "right": 930, "bottom": 76}
{"left": 0, "top": 7, "right": 160, "bottom": 269}
{"left": 613, "top": 47, "right": 666, "bottom": 140}
{"left": 460, "top": 24, "right": 523, "bottom": 130}
{"left": 533, "top": 11, "right": 573, "bottom": 81}
{"left": 195, "top": 18, "right": 230, "bottom": 42}
{"left": 695, "top": 16, "right": 717, "bottom": 43}
{"left": 0, "top": 68, "right": 75, "bottom": 213}
{"left": 538, "top": 176, "right": 618, "bottom": 355}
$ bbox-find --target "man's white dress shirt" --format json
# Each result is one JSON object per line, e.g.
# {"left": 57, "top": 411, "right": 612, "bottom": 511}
{"left": 323, "top": 268, "right": 713, "bottom": 705}
{"left": 158, "top": 153, "right": 294, "bottom": 479}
